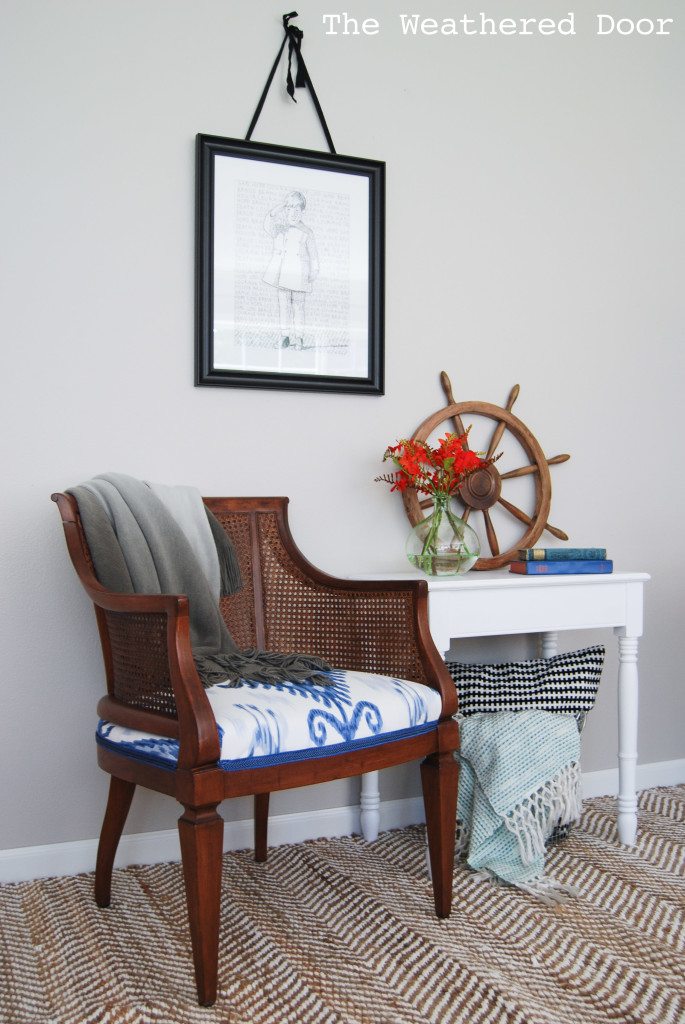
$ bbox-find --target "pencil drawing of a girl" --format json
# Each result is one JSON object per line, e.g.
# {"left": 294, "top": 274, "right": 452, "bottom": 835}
{"left": 263, "top": 190, "right": 319, "bottom": 349}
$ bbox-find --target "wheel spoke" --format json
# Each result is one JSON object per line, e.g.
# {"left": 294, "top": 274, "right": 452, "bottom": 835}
{"left": 500, "top": 464, "right": 539, "bottom": 480}
{"left": 482, "top": 509, "right": 500, "bottom": 556}
{"left": 501, "top": 464, "right": 540, "bottom": 479}
{"left": 546, "top": 453, "right": 571, "bottom": 466}
{"left": 452, "top": 493, "right": 472, "bottom": 524}
{"left": 439, "top": 371, "right": 469, "bottom": 444}
{"left": 497, "top": 495, "right": 532, "bottom": 527}
{"left": 543, "top": 523, "right": 570, "bottom": 541}
{"left": 485, "top": 385, "right": 519, "bottom": 460}
{"left": 497, "top": 496, "right": 569, "bottom": 541}
{"left": 501, "top": 453, "right": 570, "bottom": 480}
{"left": 452, "top": 412, "right": 468, "bottom": 443}
{"left": 486, "top": 420, "right": 508, "bottom": 461}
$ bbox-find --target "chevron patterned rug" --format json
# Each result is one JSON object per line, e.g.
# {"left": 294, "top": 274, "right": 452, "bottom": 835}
{"left": 1, "top": 786, "right": 684, "bottom": 1024}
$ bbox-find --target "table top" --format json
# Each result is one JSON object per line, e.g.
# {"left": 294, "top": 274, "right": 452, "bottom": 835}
{"left": 353, "top": 569, "right": 650, "bottom": 640}
{"left": 355, "top": 569, "right": 650, "bottom": 591}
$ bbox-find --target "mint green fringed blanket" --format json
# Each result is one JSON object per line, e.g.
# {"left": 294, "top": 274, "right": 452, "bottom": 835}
{"left": 456, "top": 710, "right": 582, "bottom": 901}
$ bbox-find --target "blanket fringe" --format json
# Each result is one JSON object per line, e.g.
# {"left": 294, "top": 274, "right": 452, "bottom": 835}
{"left": 469, "top": 866, "right": 581, "bottom": 905}
{"left": 503, "top": 760, "right": 583, "bottom": 865}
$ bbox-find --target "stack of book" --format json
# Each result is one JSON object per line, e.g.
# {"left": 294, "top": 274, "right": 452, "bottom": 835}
{"left": 509, "top": 547, "right": 612, "bottom": 575}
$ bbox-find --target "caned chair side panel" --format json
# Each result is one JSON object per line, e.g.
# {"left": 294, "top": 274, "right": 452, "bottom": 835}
{"left": 255, "top": 512, "right": 430, "bottom": 686}
{"left": 104, "top": 608, "right": 178, "bottom": 717}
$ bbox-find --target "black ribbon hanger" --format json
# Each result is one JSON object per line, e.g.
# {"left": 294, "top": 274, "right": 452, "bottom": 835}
{"left": 246, "top": 11, "right": 336, "bottom": 154}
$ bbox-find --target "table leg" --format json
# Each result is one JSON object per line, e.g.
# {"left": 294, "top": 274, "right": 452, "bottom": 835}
{"left": 617, "top": 634, "right": 639, "bottom": 845}
{"left": 539, "top": 631, "right": 558, "bottom": 658}
{"left": 360, "top": 770, "right": 380, "bottom": 841}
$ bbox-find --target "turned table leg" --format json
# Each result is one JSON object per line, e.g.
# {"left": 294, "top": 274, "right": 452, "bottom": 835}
{"left": 539, "top": 630, "right": 558, "bottom": 658}
{"left": 360, "top": 770, "right": 380, "bottom": 841}
{"left": 617, "top": 634, "right": 640, "bottom": 845}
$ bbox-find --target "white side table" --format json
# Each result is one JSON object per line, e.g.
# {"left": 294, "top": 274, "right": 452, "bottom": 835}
{"left": 358, "top": 569, "right": 649, "bottom": 846}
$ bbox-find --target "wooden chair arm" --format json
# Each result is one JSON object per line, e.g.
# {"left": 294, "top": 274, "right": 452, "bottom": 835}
{"left": 91, "top": 592, "right": 220, "bottom": 770}
{"left": 52, "top": 493, "right": 220, "bottom": 769}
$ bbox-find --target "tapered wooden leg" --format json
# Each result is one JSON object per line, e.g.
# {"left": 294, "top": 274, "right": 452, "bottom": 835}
{"left": 178, "top": 803, "right": 224, "bottom": 1007}
{"left": 95, "top": 776, "right": 136, "bottom": 907}
{"left": 254, "top": 792, "right": 270, "bottom": 862}
{"left": 421, "top": 751, "right": 459, "bottom": 918}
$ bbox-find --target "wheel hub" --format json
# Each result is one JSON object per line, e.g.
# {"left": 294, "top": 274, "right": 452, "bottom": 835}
{"left": 459, "top": 464, "right": 502, "bottom": 511}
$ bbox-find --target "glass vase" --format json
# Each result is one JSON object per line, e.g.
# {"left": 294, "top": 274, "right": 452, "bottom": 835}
{"left": 406, "top": 494, "right": 480, "bottom": 577}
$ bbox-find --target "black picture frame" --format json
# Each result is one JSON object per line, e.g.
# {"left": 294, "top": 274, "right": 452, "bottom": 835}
{"left": 195, "top": 134, "right": 385, "bottom": 395}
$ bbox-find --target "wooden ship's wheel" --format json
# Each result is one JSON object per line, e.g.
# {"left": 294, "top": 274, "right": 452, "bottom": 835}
{"left": 402, "top": 372, "right": 571, "bottom": 570}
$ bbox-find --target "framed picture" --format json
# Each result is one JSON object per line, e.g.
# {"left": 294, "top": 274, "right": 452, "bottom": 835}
{"left": 195, "top": 134, "right": 385, "bottom": 394}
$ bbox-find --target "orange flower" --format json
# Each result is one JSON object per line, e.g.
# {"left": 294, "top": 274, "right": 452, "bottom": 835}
{"left": 376, "top": 430, "right": 495, "bottom": 497}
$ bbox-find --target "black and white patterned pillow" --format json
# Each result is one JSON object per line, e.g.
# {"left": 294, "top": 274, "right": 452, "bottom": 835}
{"left": 446, "top": 645, "right": 605, "bottom": 719}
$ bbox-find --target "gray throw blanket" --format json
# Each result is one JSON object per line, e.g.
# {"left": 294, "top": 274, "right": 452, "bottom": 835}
{"left": 68, "top": 473, "right": 331, "bottom": 688}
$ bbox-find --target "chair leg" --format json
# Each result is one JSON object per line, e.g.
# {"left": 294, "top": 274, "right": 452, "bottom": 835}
{"left": 254, "top": 792, "right": 270, "bottom": 862}
{"left": 421, "top": 751, "right": 459, "bottom": 918}
{"left": 95, "top": 775, "right": 136, "bottom": 908}
{"left": 178, "top": 803, "right": 224, "bottom": 1007}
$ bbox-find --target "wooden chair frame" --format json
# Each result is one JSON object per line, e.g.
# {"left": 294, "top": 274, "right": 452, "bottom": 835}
{"left": 52, "top": 492, "right": 459, "bottom": 1006}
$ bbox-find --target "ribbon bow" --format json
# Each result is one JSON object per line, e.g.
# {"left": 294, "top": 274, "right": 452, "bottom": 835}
{"left": 283, "top": 12, "right": 306, "bottom": 102}
{"left": 245, "top": 11, "right": 336, "bottom": 153}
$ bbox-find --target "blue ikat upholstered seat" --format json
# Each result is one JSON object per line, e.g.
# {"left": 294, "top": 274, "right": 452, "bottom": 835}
{"left": 97, "top": 669, "right": 443, "bottom": 772}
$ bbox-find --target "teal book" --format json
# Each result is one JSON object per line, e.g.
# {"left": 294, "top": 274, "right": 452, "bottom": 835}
{"left": 510, "top": 560, "right": 613, "bottom": 575}
{"left": 517, "top": 547, "right": 607, "bottom": 561}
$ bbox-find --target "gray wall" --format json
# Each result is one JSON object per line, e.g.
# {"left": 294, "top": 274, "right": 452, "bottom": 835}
{"left": 1, "top": 0, "right": 683, "bottom": 852}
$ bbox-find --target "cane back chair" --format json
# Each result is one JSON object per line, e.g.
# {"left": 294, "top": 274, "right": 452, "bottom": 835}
{"left": 52, "top": 492, "right": 460, "bottom": 1006}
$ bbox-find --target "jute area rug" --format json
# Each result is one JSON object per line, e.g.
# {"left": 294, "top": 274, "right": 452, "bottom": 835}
{"left": 1, "top": 786, "right": 684, "bottom": 1024}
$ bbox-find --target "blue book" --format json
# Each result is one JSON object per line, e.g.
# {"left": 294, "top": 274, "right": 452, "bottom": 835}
{"left": 509, "top": 559, "right": 613, "bottom": 575}
{"left": 517, "top": 547, "right": 607, "bottom": 561}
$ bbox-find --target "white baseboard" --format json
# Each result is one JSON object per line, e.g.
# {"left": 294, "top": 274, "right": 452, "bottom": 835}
{"left": 581, "top": 758, "right": 685, "bottom": 799}
{"left": 0, "top": 804, "right": 363, "bottom": 885}
{"left": 2, "top": 759, "right": 683, "bottom": 885}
